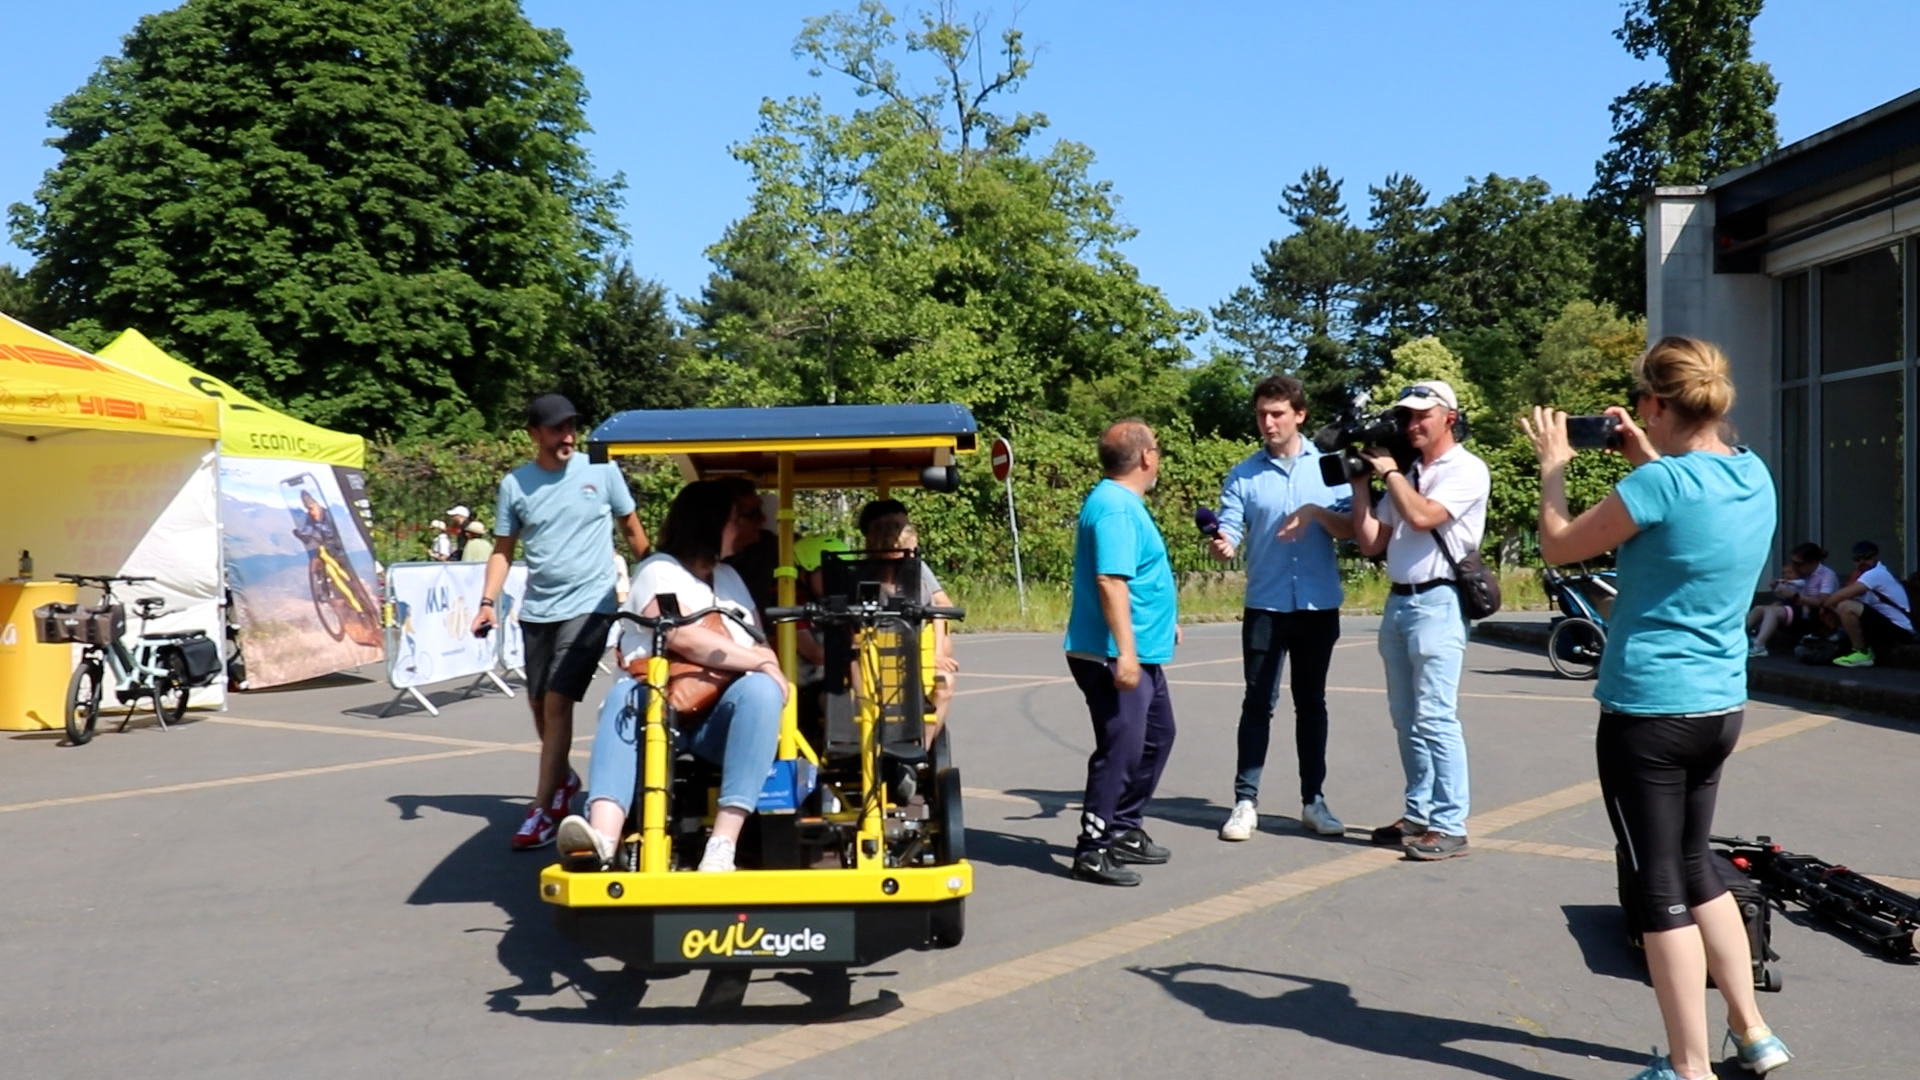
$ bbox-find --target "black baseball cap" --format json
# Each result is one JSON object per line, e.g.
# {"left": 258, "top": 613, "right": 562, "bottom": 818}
{"left": 1851, "top": 539, "right": 1879, "bottom": 558}
{"left": 525, "top": 393, "right": 580, "bottom": 429}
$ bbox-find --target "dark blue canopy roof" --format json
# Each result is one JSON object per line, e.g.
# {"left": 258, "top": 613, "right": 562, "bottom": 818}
{"left": 587, "top": 403, "right": 976, "bottom": 448}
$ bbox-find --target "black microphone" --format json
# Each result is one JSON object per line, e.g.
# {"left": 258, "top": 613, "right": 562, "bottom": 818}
{"left": 1194, "top": 506, "right": 1221, "bottom": 538}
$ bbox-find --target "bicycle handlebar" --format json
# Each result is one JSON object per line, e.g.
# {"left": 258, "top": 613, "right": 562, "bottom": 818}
{"left": 764, "top": 601, "right": 966, "bottom": 624}
{"left": 55, "top": 573, "right": 156, "bottom": 587}
{"left": 614, "top": 605, "right": 767, "bottom": 646}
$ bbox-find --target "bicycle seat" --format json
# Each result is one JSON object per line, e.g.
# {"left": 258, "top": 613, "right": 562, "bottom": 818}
{"left": 134, "top": 597, "right": 168, "bottom": 619}
{"left": 141, "top": 629, "right": 205, "bottom": 640}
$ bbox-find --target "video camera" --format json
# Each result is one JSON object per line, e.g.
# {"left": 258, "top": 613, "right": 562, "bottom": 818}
{"left": 1311, "top": 410, "right": 1418, "bottom": 487}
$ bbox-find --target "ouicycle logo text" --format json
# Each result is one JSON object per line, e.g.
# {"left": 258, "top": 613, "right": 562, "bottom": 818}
{"left": 681, "top": 914, "right": 830, "bottom": 960}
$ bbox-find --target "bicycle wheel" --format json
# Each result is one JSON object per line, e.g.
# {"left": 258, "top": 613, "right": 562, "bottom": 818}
{"left": 1547, "top": 617, "right": 1606, "bottom": 680}
{"left": 308, "top": 558, "right": 346, "bottom": 641}
{"left": 66, "top": 656, "right": 104, "bottom": 746}
{"left": 154, "top": 651, "right": 190, "bottom": 726}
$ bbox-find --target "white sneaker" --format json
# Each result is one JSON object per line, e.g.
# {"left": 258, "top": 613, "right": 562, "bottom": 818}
{"left": 1748, "top": 640, "right": 1768, "bottom": 658}
{"left": 697, "top": 835, "right": 737, "bottom": 872}
{"left": 555, "top": 814, "right": 615, "bottom": 868}
{"left": 1300, "top": 796, "right": 1345, "bottom": 836}
{"left": 1219, "top": 799, "right": 1258, "bottom": 841}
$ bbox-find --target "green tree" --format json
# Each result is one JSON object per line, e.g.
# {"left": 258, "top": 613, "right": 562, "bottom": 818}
{"left": 1213, "top": 166, "right": 1377, "bottom": 418}
{"left": 0, "top": 264, "right": 40, "bottom": 323}
{"left": 553, "top": 259, "right": 698, "bottom": 426}
{"left": 1375, "top": 336, "right": 1489, "bottom": 433}
{"left": 690, "top": 2, "right": 1194, "bottom": 433}
{"left": 1588, "top": 0, "right": 1779, "bottom": 314}
{"left": 1356, "top": 173, "right": 1438, "bottom": 359}
{"left": 8, "top": 0, "right": 624, "bottom": 437}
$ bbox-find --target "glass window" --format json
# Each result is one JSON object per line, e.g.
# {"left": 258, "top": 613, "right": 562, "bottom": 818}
{"left": 1781, "top": 273, "right": 1808, "bottom": 380}
{"left": 1779, "top": 385, "right": 1808, "bottom": 550}
{"left": 1820, "top": 372, "right": 1905, "bottom": 574}
{"left": 1819, "top": 246, "right": 1903, "bottom": 374}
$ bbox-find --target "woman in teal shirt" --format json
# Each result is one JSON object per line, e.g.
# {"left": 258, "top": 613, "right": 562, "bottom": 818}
{"left": 1523, "top": 336, "right": 1791, "bottom": 1080}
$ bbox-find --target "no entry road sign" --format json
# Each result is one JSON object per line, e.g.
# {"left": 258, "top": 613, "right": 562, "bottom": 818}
{"left": 990, "top": 437, "right": 1013, "bottom": 482}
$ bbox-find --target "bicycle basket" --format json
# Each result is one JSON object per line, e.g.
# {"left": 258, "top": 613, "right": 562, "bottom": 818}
{"left": 33, "top": 602, "right": 84, "bottom": 644}
{"left": 82, "top": 603, "right": 127, "bottom": 646}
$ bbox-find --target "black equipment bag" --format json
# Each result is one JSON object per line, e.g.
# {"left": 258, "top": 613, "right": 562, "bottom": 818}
{"left": 169, "top": 634, "right": 223, "bottom": 687}
{"left": 1617, "top": 844, "right": 1780, "bottom": 992}
{"left": 1437, "top": 533, "right": 1502, "bottom": 620}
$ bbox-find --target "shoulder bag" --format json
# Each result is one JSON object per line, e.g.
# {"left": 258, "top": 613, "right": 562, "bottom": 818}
{"left": 1437, "top": 530, "right": 1502, "bottom": 620}
{"left": 664, "top": 611, "right": 742, "bottom": 724}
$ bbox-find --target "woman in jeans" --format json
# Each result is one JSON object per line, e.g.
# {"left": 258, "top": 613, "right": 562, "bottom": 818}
{"left": 556, "top": 480, "right": 789, "bottom": 873}
{"left": 1523, "top": 336, "right": 1792, "bottom": 1080}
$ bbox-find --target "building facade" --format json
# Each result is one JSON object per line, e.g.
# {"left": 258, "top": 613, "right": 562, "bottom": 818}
{"left": 1648, "top": 89, "right": 1920, "bottom": 576}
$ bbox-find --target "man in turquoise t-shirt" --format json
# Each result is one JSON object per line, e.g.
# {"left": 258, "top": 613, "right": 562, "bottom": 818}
{"left": 1063, "top": 419, "right": 1179, "bottom": 886}
{"left": 472, "top": 394, "right": 651, "bottom": 851}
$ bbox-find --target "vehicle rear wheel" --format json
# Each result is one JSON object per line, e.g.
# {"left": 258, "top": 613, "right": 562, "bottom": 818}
{"left": 66, "top": 657, "right": 104, "bottom": 746}
{"left": 930, "top": 898, "right": 965, "bottom": 949}
{"left": 932, "top": 766, "right": 966, "bottom": 864}
{"left": 1547, "top": 617, "right": 1606, "bottom": 680}
{"left": 155, "top": 650, "right": 190, "bottom": 726}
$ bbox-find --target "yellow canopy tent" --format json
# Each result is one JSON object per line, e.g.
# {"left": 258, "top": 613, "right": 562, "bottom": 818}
{"left": 94, "top": 329, "right": 382, "bottom": 688}
{"left": 0, "top": 314, "right": 225, "bottom": 717}
{"left": 97, "top": 328, "right": 362, "bottom": 466}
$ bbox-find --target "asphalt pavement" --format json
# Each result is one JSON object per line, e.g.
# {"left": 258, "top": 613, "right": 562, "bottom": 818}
{"left": 3, "top": 621, "right": 1914, "bottom": 1079}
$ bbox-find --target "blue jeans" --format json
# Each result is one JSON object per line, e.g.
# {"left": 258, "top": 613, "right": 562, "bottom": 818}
{"left": 585, "top": 672, "right": 786, "bottom": 816}
{"left": 1378, "top": 586, "right": 1471, "bottom": 835}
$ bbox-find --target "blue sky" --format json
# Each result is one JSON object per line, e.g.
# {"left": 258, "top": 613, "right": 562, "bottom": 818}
{"left": 3, "top": 1, "right": 1918, "bottom": 320}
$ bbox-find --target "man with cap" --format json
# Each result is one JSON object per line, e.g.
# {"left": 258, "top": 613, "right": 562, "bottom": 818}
{"left": 1348, "top": 380, "right": 1490, "bottom": 861}
{"left": 473, "top": 393, "right": 651, "bottom": 850}
{"left": 1817, "top": 540, "right": 1914, "bottom": 668}
{"left": 460, "top": 519, "right": 491, "bottom": 562}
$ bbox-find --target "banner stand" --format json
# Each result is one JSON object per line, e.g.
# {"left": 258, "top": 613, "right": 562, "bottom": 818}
{"left": 379, "top": 667, "right": 514, "bottom": 719}
{"left": 378, "top": 561, "right": 527, "bottom": 718}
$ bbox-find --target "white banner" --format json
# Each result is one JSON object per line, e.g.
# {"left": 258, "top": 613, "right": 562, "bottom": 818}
{"left": 499, "top": 564, "right": 528, "bottom": 672}
{"left": 385, "top": 562, "right": 526, "bottom": 689}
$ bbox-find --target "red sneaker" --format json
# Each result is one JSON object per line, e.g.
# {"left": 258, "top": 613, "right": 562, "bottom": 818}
{"left": 510, "top": 805, "right": 557, "bottom": 851}
{"left": 550, "top": 770, "right": 582, "bottom": 815}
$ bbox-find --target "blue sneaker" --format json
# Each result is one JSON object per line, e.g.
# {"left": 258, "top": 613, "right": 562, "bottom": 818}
{"left": 1626, "top": 1050, "right": 1682, "bottom": 1080}
{"left": 1726, "top": 1026, "right": 1793, "bottom": 1074}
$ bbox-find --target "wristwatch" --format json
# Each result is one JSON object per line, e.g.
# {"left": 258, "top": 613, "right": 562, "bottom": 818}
{"left": 479, "top": 598, "right": 495, "bottom": 608}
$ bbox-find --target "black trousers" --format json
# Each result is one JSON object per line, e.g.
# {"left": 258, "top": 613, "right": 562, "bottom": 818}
{"left": 1234, "top": 608, "right": 1340, "bottom": 805}
{"left": 1068, "top": 657, "right": 1177, "bottom": 855}
{"left": 1598, "top": 708, "right": 1743, "bottom": 933}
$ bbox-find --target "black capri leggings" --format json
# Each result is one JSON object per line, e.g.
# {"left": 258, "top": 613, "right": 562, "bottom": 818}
{"left": 1597, "top": 708, "right": 1743, "bottom": 933}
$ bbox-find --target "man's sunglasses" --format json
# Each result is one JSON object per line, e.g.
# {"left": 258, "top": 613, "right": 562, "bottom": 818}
{"left": 1397, "top": 386, "right": 1445, "bottom": 403}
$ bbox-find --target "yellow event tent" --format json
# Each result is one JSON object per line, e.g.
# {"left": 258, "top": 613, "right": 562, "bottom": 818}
{"left": 95, "top": 330, "right": 382, "bottom": 688}
{"left": 0, "top": 314, "right": 224, "bottom": 718}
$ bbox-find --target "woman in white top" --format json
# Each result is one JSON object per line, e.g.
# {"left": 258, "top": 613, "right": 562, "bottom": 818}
{"left": 557, "top": 480, "right": 790, "bottom": 872}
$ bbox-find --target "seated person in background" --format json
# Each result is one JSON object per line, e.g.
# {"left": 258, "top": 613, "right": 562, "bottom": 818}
{"left": 856, "top": 499, "right": 959, "bottom": 741}
{"left": 1746, "top": 542, "right": 1837, "bottom": 656}
{"left": 1815, "top": 539, "right": 1914, "bottom": 669}
{"left": 556, "top": 480, "right": 790, "bottom": 872}
{"left": 720, "top": 478, "right": 778, "bottom": 616}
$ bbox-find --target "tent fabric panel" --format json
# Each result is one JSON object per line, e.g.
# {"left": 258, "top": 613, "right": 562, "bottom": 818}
{"left": 0, "top": 314, "right": 219, "bottom": 439}
{"left": 97, "top": 329, "right": 364, "bottom": 467}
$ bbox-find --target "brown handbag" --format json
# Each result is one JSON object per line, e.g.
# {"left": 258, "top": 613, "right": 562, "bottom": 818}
{"left": 664, "top": 611, "right": 741, "bottom": 724}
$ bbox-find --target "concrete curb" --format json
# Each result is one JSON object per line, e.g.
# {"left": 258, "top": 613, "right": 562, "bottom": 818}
{"left": 1471, "top": 619, "right": 1920, "bottom": 719}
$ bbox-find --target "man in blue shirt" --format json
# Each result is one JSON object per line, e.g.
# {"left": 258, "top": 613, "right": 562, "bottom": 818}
{"left": 1064, "top": 419, "right": 1180, "bottom": 886}
{"left": 472, "top": 393, "right": 651, "bottom": 851}
{"left": 1209, "top": 375, "right": 1352, "bottom": 843}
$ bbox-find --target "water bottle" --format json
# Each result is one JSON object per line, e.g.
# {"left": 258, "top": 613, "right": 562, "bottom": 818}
{"left": 16, "top": 550, "right": 30, "bottom": 580}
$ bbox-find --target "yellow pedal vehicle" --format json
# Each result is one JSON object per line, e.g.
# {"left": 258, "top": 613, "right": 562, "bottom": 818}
{"left": 538, "top": 404, "right": 976, "bottom": 1009}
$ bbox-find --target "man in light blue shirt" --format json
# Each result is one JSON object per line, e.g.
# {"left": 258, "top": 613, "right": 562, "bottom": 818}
{"left": 472, "top": 393, "right": 651, "bottom": 851}
{"left": 1208, "top": 375, "right": 1352, "bottom": 843}
{"left": 1063, "top": 419, "right": 1179, "bottom": 886}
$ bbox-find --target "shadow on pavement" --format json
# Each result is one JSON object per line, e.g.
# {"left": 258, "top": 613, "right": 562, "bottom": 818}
{"left": 1470, "top": 665, "right": 1575, "bottom": 682}
{"left": 965, "top": 826, "right": 1072, "bottom": 878}
{"left": 1132, "top": 962, "right": 1648, "bottom": 1079}
{"left": 390, "top": 792, "right": 911, "bottom": 1025}
{"left": 1561, "top": 905, "right": 1652, "bottom": 985}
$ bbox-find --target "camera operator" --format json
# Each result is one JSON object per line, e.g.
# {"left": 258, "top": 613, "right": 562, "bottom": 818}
{"left": 1522, "top": 336, "right": 1788, "bottom": 1080}
{"left": 1348, "top": 380, "right": 1489, "bottom": 862}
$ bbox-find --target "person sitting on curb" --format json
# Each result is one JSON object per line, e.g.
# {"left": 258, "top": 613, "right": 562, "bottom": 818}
{"left": 1746, "top": 542, "right": 1836, "bottom": 657}
{"left": 1815, "top": 539, "right": 1913, "bottom": 668}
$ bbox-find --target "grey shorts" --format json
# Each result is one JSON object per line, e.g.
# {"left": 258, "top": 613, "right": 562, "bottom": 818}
{"left": 522, "top": 612, "right": 614, "bottom": 702}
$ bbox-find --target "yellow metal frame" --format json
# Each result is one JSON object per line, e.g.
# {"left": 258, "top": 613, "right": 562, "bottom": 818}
{"left": 575, "top": 428, "right": 973, "bottom": 896}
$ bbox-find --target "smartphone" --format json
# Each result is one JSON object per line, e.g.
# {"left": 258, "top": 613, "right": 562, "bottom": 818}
{"left": 1566, "top": 414, "right": 1623, "bottom": 450}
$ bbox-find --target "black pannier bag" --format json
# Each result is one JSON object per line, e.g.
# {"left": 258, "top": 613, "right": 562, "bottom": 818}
{"left": 170, "top": 635, "right": 223, "bottom": 687}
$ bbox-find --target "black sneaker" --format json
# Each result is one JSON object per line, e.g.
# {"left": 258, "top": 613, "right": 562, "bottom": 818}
{"left": 1405, "top": 831, "right": 1470, "bottom": 860}
{"left": 1370, "top": 818, "right": 1425, "bottom": 846}
{"left": 1111, "top": 828, "right": 1170, "bottom": 865}
{"left": 1071, "top": 848, "right": 1142, "bottom": 886}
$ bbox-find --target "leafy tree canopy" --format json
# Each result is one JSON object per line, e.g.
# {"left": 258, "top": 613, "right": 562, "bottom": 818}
{"left": 687, "top": 1, "right": 1195, "bottom": 436}
{"left": 1589, "top": 0, "right": 1778, "bottom": 313}
{"left": 8, "top": 0, "right": 625, "bottom": 437}
{"left": 551, "top": 259, "right": 698, "bottom": 429}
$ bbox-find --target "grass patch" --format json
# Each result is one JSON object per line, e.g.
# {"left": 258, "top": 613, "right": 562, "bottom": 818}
{"left": 948, "top": 566, "right": 1552, "bottom": 634}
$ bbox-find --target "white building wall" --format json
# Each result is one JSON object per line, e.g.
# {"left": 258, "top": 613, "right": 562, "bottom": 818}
{"left": 1645, "top": 188, "right": 1776, "bottom": 471}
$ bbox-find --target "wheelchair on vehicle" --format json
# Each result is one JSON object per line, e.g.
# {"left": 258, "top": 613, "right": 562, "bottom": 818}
{"left": 538, "top": 404, "right": 975, "bottom": 1010}
{"left": 1541, "top": 563, "right": 1617, "bottom": 679}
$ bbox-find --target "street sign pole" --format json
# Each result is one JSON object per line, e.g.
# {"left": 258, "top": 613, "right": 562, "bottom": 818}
{"left": 990, "top": 437, "right": 1026, "bottom": 616}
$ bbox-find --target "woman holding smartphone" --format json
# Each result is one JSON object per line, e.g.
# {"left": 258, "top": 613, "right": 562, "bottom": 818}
{"left": 1522, "top": 336, "right": 1792, "bottom": 1080}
